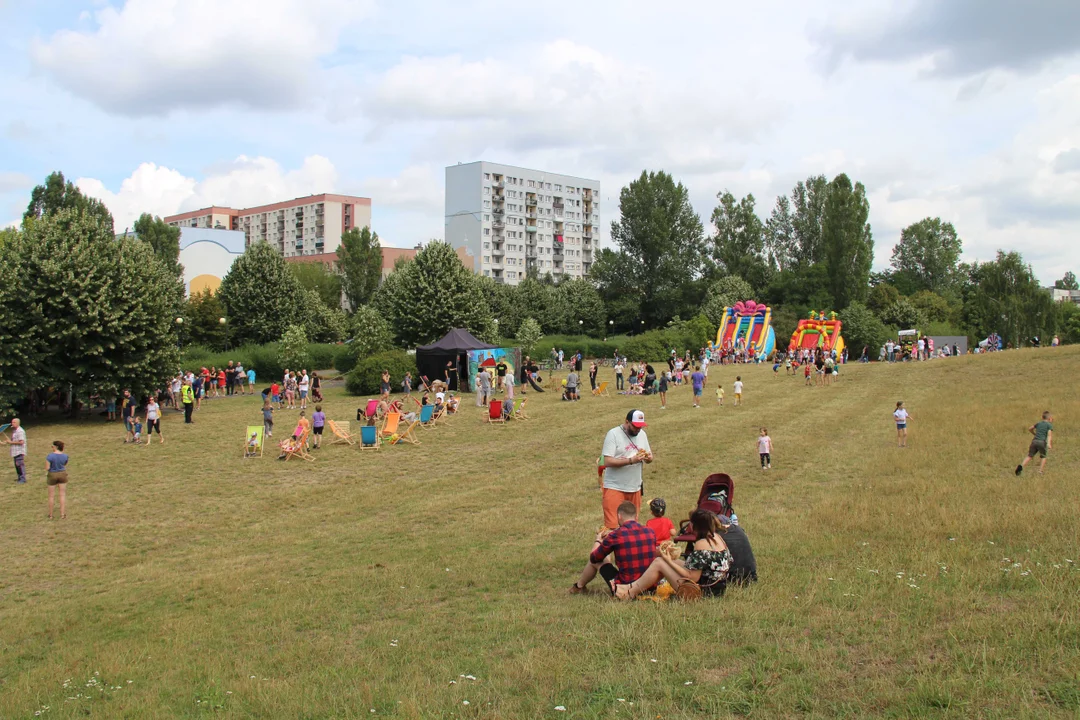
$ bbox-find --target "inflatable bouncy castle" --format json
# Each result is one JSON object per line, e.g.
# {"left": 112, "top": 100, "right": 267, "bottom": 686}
{"left": 788, "top": 311, "right": 844, "bottom": 355}
{"left": 715, "top": 300, "right": 776, "bottom": 360}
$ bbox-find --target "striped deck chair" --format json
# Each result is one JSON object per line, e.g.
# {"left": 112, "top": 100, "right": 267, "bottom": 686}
{"left": 359, "top": 424, "right": 381, "bottom": 451}
{"left": 328, "top": 420, "right": 356, "bottom": 446}
{"left": 380, "top": 412, "right": 401, "bottom": 442}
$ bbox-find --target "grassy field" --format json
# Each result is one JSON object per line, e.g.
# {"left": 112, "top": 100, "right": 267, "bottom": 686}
{"left": 2, "top": 348, "right": 1079, "bottom": 719}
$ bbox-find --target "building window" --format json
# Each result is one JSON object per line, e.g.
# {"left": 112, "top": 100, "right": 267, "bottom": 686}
{"left": 484, "top": 229, "right": 490, "bottom": 236}
{"left": 484, "top": 256, "right": 490, "bottom": 264}
{"left": 484, "top": 201, "right": 490, "bottom": 208}
{"left": 484, "top": 173, "right": 490, "bottom": 180}
{"left": 483, "top": 242, "right": 490, "bottom": 248}
{"left": 484, "top": 187, "right": 490, "bottom": 195}
{"left": 555, "top": 184, "right": 561, "bottom": 191}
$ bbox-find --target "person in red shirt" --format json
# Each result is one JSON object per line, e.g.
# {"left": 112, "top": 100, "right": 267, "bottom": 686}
{"left": 645, "top": 497, "right": 676, "bottom": 543}
{"left": 217, "top": 368, "right": 226, "bottom": 392}
{"left": 570, "top": 502, "right": 656, "bottom": 595}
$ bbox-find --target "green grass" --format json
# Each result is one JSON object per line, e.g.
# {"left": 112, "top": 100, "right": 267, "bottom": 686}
{"left": 2, "top": 349, "right": 1079, "bottom": 718}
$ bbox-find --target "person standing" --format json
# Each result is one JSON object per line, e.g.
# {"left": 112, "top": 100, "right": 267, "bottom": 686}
{"left": 144, "top": 396, "right": 164, "bottom": 445}
{"left": 588, "top": 361, "right": 598, "bottom": 392}
{"left": 181, "top": 378, "right": 195, "bottom": 424}
{"left": 504, "top": 370, "right": 515, "bottom": 400}
{"left": 299, "top": 370, "right": 310, "bottom": 410}
{"left": 495, "top": 358, "right": 508, "bottom": 392}
{"left": 894, "top": 401, "right": 911, "bottom": 448}
{"left": 45, "top": 440, "right": 69, "bottom": 519}
{"left": 310, "top": 404, "right": 326, "bottom": 449}
{"left": 658, "top": 371, "right": 669, "bottom": 410}
{"left": 1016, "top": 411, "right": 1053, "bottom": 476}
{"left": 226, "top": 361, "right": 235, "bottom": 396}
{"left": 478, "top": 367, "right": 493, "bottom": 406}
{"left": 690, "top": 365, "right": 705, "bottom": 408}
{"left": 614, "top": 359, "right": 625, "bottom": 391}
{"left": 599, "top": 410, "right": 653, "bottom": 529}
{"left": 120, "top": 390, "right": 137, "bottom": 443}
{"left": 247, "top": 366, "right": 256, "bottom": 395}
{"left": 445, "top": 360, "right": 458, "bottom": 392}
{"left": 2, "top": 418, "right": 28, "bottom": 483}
{"left": 380, "top": 369, "right": 391, "bottom": 404}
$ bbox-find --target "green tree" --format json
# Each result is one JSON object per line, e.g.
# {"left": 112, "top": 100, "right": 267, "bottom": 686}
{"left": 183, "top": 288, "right": 227, "bottom": 350}
{"left": 822, "top": 173, "right": 874, "bottom": 310}
{"left": 515, "top": 317, "right": 544, "bottom": 356}
{"left": 866, "top": 283, "right": 901, "bottom": 313}
{"left": 1054, "top": 271, "right": 1078, "bottom": 291}
{"left": 764, "top": 263, "right": 833, "bottom": 312}
{"left": 554, "top": 278, "right": 606, "bottom": 336}
{"left": 710, "top": 191, "right": 770, "bottom": 291}
{"left": 337, "top": 226, "right": 383, "bottom": 309}
{"left": 789, "top": 174, "right": 829, "bottom": 265}
{"left": 477, "top": 275, "right": 522, "bottom": 337}
{"left": 278, "top": 325, "right": 310, "bottom": 370}
{"left": 21, "top": 208, "right": 180, "bottom": 403}
{"left": 372, "top": 241, "right": 493, "bottom": 346}
{"left": 348, "top": 305, "right": 395, "bottom": 356}
{"left": 515, "top": 277, "right": 558, "bottom": 333}
{"left": 890, "top": 217, "right": 962, "bottom": 293}
{"left": 133, "top": 213, "right": 183, "bottom": 279}
{"left": 764, "top": 195, "right": 796, "bottom": 272}
{"left": 23, "top": 171, "right": 113, "bottom": 233}
{"left": 909, "top": 290, "right": 958, "bottom": 324}
{"left": 218, "top": 241, "right": 304, "bottom": 345}
{"left": 0, "top": 229, "right": 45, "bottom": 412}
{"left": 840, "top": 302, "right": 890, "bottom": 358}
{"left": 962, "top": 251, "right": 1054, "bottom": 347}
{"left": 300, "top": 288, "right": 348, "bottom": 343}
{"left": 878, "top": 299, "right": 926, "bottom": 329}
{"left": 290, "top": 261, "right": 342, "bottom": 310}
{"left": 589, "top": 248, "right": 640, "bottom": 333}
{"left": 701, "top": 275, "right": 754, "bottom": 328}
{"left": 608, "top": 170, "right": 706, "bottom": 328}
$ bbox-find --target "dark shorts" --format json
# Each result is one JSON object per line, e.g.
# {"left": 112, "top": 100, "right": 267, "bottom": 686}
{"left": 47, "top": 471, "right": 68, "bottom": 486}
{"left": 124, "top": 418, "right": 134, "bottom": 431}
{"left": 147, "top": 419, "right": 161, "bottom": 434}
{"left": 313, "top": 426, "right": 323, "bottom": 435}
{"left": 381, "top": 383, "right": 391, "bottom": 394}
{"left": 693, "top": 388, "right": 703, "bottom": 396}
{"left": 1028, "top": 440, "right": 1047, "bottom": 458}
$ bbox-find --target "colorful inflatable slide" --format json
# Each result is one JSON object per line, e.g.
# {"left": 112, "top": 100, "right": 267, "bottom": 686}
{"left": 715, "top": 300, "right": 776, "bottom": 360}
{"left": 788, "top": 311, "right": 845, "bottom": 354}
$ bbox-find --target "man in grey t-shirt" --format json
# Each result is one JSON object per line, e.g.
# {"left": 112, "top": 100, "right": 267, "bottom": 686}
{"left": 478, "top": 368, "right": 493, "bottom": 406}
{"left": 599, "top": 410, "right": 653, "bottom": 528}
{"left": 565, "top": 370, "right": 580, "bottom": 401}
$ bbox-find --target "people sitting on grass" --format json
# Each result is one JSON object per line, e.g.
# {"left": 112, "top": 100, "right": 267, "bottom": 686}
{"left": 615, "top": 509, "right": 732, "bottom": 600}
{"left": 570, "top": 501, "right": 656, "bottom": 596}
{"left": 646, "top": 497, "right": 676, "bottom": 543}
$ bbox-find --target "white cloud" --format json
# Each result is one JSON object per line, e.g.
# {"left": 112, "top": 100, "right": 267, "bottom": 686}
{"left": 0, "top": 171, "right": 32, "bottom": 194}
{"left": 359, "top": 164, "right": 441, "bottom": 213}
{"left": 31, "top": 0, "right": 374, "bottom": 116}
{"left": 77, "top": 155, "right": 339, "bottom": 231}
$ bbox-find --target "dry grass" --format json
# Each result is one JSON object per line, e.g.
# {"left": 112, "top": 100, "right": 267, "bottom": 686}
{"left": 1, "top": 348, "right": 1079, "bottom": 718}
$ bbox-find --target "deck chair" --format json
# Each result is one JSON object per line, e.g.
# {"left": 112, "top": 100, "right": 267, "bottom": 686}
{"left": 544, "top": 373, "right": 559, "bottom": 391}
{"left": 279, "top": 427, "right": 314, "bottom": 462}
{"left": 487, "top": 399, "right": 505, "bottom": 425}
{"left": 358, "top": 399, "right": 379, "bottom": 423}
{"left": 513, "top": 398, "right": 530, "bottom": 421}
{"left": 395, "top": 418, "right": 421, "bottom": 445}
{"left": 359, "top": 424, "right": 381, "bottom": 451}
{"left": 593, "top": 381, "right": 610, "bottom": 397}
{"left": 243, "top": 425, "right": 264, "bottom": 458}
{"left": 419, "top": 404, "right": 436, "bottom": 430}
{"left": 328, "top": 419, "right": 356, "bottom": 446}
{"left": 380, "top": 412, "right": 401, "bottom": 442}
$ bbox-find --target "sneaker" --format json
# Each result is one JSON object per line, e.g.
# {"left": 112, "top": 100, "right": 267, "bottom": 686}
{"left": 1015, "top": 464, "right": 1023, "bottom": 476}
{"left": 569, "top": 583, "right": 584, "bottom": 595}
{"left": 767, "top": 464, "right": 771, "bottom": 469}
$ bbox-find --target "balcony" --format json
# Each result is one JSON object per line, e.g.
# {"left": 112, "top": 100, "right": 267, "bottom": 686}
{"left": 583, "top": 230, "right": 592, "bottom": 239}
{"left": 492, "top": 245, "right": 504, "bottom": 256}
{"left": 526, "top": 210, "right": 537, "bottom": 218}
{"left": 492, "top": 220, "right": 505, "bottom": 229}
{"left": 552, "top": 200, "right": 564, "bottom": 209}
{"left": 294, "top": 241, "right": 304, "bottom": 249}
{"left": 526, "top": 225, "right": 537, "bottom": 233}
{"left": 492, "top": 207, "right": 504, "bottom": 215}
{"left": 493, "top": 179, "right": 504, "bottom": 188}
{"left": 526, "top": 194, "right": 537, "bottom": 205}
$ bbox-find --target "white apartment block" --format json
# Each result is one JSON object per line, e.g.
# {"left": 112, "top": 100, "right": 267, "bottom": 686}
{"left": 445, "top": 161, "right": 599, "bottom": 285}
{"left": 164, "top": 194, "right": 372, "bottom": 259}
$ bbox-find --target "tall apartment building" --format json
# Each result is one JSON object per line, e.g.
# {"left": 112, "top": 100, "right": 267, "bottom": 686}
{"left": 445, "top": 161, "right": 599, "bottom": 285}
{"left": 164, "top": 194, "right": 371, "bottom": 258}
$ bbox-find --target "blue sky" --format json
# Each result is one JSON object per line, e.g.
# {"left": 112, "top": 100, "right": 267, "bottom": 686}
{"left": 2, "top": 0, "right": 1079, "bottom": 283}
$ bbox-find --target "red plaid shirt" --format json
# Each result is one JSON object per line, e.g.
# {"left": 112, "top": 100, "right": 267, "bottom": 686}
{"left": 590, "top": 520, "right": 657, "bottom": 585}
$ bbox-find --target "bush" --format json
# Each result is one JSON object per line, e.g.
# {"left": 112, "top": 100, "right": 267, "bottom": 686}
{"left": 181, "top": 341, "right": 338, "bottom": 381}
{"left": 334, "top": 344, "right": 362, "bottom": 374}
{"left": 346, "top": 350, "right": 417, "bottom": 396}
{"left": 307, "top": 343, "right": 339, "bottom": 371}
{"left": 532, "top": 334, "right": 629, "bottom": 360}
{"left": 621, "top": 331, "right": 668, "bottom": 363}
{"left": 279, "top": 325, "right": 310, "bottom": 371}
{"left": 840, "top": 302, "right": 890, "bottom": 359}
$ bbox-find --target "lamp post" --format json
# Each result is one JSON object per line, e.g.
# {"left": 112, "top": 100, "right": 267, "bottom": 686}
{"left": 219, "top": 317, "right": 228, "bottom": 352}
{"left": 175, "top": 317, "right": 184, "bottom": 351}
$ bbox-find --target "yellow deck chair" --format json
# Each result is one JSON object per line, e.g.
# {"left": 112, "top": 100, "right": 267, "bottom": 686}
{"left": 243, "top": 425, "right": 264, "bottom": 458}
{"left": 593, "top": 381, "right": 610, "bottom": 397}
{"left": 395, "top": 418, "right": 421, "bottom": 445}
{"left": 513, "top": 398, "right": 530, "bottom": 421}
{"left": 328, "top": 419, "right": 356, "bottom": 446}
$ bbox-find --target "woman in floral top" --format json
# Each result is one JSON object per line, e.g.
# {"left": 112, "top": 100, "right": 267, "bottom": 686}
{"left": 615, "top": 509, "right": 732, "bottom": 599}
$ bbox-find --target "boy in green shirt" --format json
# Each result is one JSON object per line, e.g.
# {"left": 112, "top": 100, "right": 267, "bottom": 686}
{"left": 1016, "top": 411, "right": 1053, "bottom": 475}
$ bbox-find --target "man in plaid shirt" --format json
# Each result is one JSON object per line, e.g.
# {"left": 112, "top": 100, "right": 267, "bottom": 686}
{"left": 571, "top": 501, "right": 656, "bottom": 594}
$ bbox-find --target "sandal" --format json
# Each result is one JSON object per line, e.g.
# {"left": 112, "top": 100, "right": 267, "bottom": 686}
{"left": 614, "top": 583, "right": 636, "bottom": 601}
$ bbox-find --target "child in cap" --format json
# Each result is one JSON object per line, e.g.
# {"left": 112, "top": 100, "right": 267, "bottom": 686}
{"left": 645, "top": 497, "right": 676, "bottom": 543}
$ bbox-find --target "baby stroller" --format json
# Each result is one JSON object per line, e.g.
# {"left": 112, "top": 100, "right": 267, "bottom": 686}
{"left": 673, "top": 473, "right": 735, "bottom": 543}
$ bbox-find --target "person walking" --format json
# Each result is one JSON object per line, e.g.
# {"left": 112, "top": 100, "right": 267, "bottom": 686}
{"left": 690, "top": 365, "right": 705, "bottom": 408}
{"left": 144, "top": 396, "right": 165, "bottom": 445}
{"left": 598, "top": 410, "right": 653, "bottom": 529}
{"left": 45, "top": 440, "right": 69, "bottom": 519}
{"left": 894, "top": 401, "right": 911, "bottom": 448}
{"left": 2, "top": 418, "right": 28, "bottom": 483}
{"left": 181, "top": 378, "right": 195, "bottom": 424}
{"left": 1016, "top": 411, "right": 1053, "bottom": 476}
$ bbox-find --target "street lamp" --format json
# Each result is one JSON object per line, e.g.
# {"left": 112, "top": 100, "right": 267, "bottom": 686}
{"left": 219, "top": 317, "right": 229, "bottom": 352}
{"left": 175, "top": 317, "right": 184, "bottom": 351}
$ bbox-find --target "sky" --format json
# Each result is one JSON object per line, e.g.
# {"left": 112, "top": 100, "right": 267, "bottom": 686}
{"left": 2, "top": 0, "right": 1079, "bottom": 284}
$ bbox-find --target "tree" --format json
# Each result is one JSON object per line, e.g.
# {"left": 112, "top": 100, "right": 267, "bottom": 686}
{"left": 789, "top": 175, "right": 829, "bottom": 265}
{"left": 183, "top": 288, "right": 227, "bottom": 350}
{"left": 764, "top": 195, "right": 796, "bottom": 273}
{"left": 608, "top": 170, "right": 706, "bottom": 328}
{"left": 840, "top": 302, "right": 890, "bottom": 358}
{"left": 21, "top": 208, "right": 180, "bottom": 403}
{"left": 218, "top": 241, "right": 304, "bottom": 345}
{"left": 299, "top": 288, "right": 348, "bottom": 343}
{"left": 710, "top": 191, "right": 770, "bottom": 291}
{"left": 701, "top": 275, "right": 754, "bottom": 328}
{"left": 372, "top": 241, "right": 493, "bottom": 346}
{"left": 24, "top": 171, "right": 113, "bottom": 233}
{"left": 337, "top": 226, "right": 383, "bottom": 309}
{"left": 866, "top": 283, "right": 900, "bottom": 313}
{"left": 878, "top": 299, "right": 926, "bottom": 329}
{"left": 515, "top": 318, "right": 544, "bottom": 356}
{"left": 0, "top": 229, "right": 44, "bottom": 412}
{"left": 133, "top": 213, "right": 183, "bottom": 280}
{"left": 553, "top": 278, "right": 606, "bottom": 336}
{"left": 589, "top": 248, "right": 640, "bottom": 333}
{"left": 962, "top": 251, "right": 1054, "bottom": 347}
{"left": 348, "top": 305, "right": 395, "bottom": 356}
{"left": 514, "top": 278, "right": 557, "bottom": 333}
{"left": 279, "top": 325, "right": 310, "bottom": 370}
{"left": 290, "top": 261, "right": 342, "bottom": 310}
{"left": 477, "top": 275, "right": 522, "bottom": 337}
{"left": 1055, "top": 271, "right": 1078, "bottom": 291}
{"left": 890, "top": 217, "right": 962, "bottom": 294}
{"left": 908, "top": 290, "right": 957, "bottom": 324}
{"left": 821, "top": 173, "right": 874, "bottom": 310}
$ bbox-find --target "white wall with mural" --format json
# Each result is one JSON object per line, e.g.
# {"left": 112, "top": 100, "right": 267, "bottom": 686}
{"left": 179, "top": 228, "right": 246, "bottom": 296}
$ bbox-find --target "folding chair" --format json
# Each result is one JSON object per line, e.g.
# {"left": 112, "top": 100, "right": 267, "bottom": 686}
{"left": 380, "top": 412, "right": 401, "bottom": 442}
{"left": 358, "top": 399, "right": 379, "bottom": 424}
{"left": 359, "top": 424, "right": 381, "bottom": 451}
{"left": 513, "top": 398, "right": 530, "bottom": 421}
{"left": 243, "top": 425, "right": 264, "bottom": 458}
{"left": 419, "top": 404, "right": 436, "bottom": 430}
{"left": 593, "top": 381, "right": 610, "bottom": 397}
{"left": 328, "top": 419, "right": 356, "bottom": 446}
{"left": 395, "top": 418, "right": 421, "bottom": 445}
{"left": 279, "top": 428, "right": 314, "bottom": 462}
{"left": 487, "top": 399, "right": 505, "bottom": 425}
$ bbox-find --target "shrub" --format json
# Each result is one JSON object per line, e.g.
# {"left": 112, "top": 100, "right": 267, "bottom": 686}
{"left": 307, "top": 343, "right": 339, "bottom": 371}
{"left": 346, "top": 350, "right": 417, "bottom": 396}
{"left": 840, "top": 302, "right": 890, "bottom": 358}
{"left": 621, "top": 331, "right": 668, "bottom": 363}
{"left": 279, "top": 325, "right": 310, "bottom": 371}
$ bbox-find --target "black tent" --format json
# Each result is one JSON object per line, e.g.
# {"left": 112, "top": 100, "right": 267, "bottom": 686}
{"left": 416, "top": 329, "right": 497, "bottom": 392}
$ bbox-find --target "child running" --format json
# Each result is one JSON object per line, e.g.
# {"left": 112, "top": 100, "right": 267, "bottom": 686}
{"left": 262, "top": 399, "right": 274, "bottom": 437}
{"left": 645, "top": 497, "right": 676, "bottom": 543}
{"left": 310, "top": 404, "right": 326, "bottom": 449}
{"left": 893, "top": 401, "right": 911, "bottom": 447}
{"left": 733, "top": 376, "right": 743, "bottom": 407}
{"left": 715, "top": 383, "right": 725, "bottom": 406}
{"left": 804, "top": 363, "right": 812, "bottom": 386}
{"left": 757, "top": 427, "right": 772, "bottom": 470}
{"left": 1015, "top": 411, "right": 1053, "bottom": 476}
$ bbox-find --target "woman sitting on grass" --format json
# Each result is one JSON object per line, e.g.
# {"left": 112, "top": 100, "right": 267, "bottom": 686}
{"left": 615, "top": 509, "right": 732, "bottom": 600}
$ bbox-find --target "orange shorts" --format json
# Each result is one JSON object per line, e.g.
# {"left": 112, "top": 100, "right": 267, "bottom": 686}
{"left": 602, "top": 488, "right": 641, "bottom": 529}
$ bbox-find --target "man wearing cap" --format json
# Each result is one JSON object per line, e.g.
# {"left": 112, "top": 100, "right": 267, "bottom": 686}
{"left": 599, "top": 410, "right": 653, "bottom": 529}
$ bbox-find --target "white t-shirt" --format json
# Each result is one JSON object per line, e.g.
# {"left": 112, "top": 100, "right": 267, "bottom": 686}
{"left": 894, "top": 409, "right": 909, "bottom": 425}
{"left": 435, "top": 392, "right": 445, "bottom": 403}
{"left": 9, "top": 427, "right": 26, "bottom": 457}
{"left": 299, "top": 375, "right": 310, "bottom": 392}
{"left": 733, "top": 381, "right": 743, "bottom": 395}
{"left": 601, "top": 426, "right": 651, "bottom": 493}
{"left": 146, "top": 402, "right": 159, "bottom": 421}
{"left": 757, "top": 436, "right": 771, "bottom": 453}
